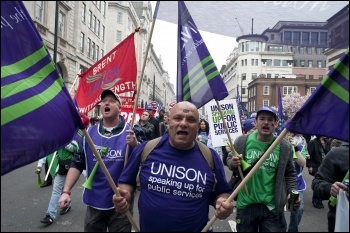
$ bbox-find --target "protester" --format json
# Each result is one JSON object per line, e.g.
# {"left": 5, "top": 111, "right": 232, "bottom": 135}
{"left": 306, "top": 135, "right": 332, "bottom": 209}
{"left": 227, "top": 106, "right": 299, "bottom": 232}
{"left": 35, "top": 157, "right": 53, "bottom": 187}
{"left": 112, "top": 101, "right": 234, "bottom": 232}
{"left": 242, "top": 118, "right": 256, "bottom": 134}
{"left": 58, "top": 89, "right": 146, "bottom": 232}
{"left": 197, "top": 119, "right": 210, "bottom": 145}
{"left": 138, "top": 110, "right": 155, "bottom": 141}
{"left": 146, "top": 104, "right": 159, "bottom": 139}
{"left": 286, "top": 132, "right": 307, "bottom": 232}
{"left": 312, "top": 141, "right": 349, "bottom": 232}
{"left": 157, "top": 109, "right": 167, "bottom": 136}
{"left": 40, "top": 130, "right": 84, "bottom": 225}
{"left": 163, "top": 112, "right": 169, "bottom": 133}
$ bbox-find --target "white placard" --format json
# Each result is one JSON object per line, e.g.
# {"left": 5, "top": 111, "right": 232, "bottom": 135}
{"left": 205, "top": 99, "right": 243, "bottom": 147}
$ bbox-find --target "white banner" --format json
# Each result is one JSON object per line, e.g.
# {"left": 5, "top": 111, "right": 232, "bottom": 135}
{"left": 205, "top": 99, "right": 243, "bottom": 147}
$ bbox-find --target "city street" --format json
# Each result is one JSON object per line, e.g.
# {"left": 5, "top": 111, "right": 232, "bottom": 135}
{"left": 1, "top": 160, "right": 329, "bottom": 232}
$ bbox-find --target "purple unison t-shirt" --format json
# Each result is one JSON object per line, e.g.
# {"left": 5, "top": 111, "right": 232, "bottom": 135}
{"left": 119, "top": 134, "right": 232, "bottom": 231}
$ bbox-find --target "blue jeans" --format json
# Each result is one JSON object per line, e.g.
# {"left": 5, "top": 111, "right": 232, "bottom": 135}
{"left": 288, "top": 191, "right": 304, "bottom": 232}
{"left": 46, "top": 174, "right": 68, "bottom": 219}
{"left": 236, "top": 203, "right": 286, "bottom": 232}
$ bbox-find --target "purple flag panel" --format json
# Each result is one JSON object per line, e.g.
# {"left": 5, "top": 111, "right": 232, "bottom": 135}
{"left": 1, "top": 1, "right": 83, "bottom": 176}
{"left": 176, "top": 1, "right": 228, "bottom": 109}
{"left": 285, "top": 48, "right": 349, "bottom": 142}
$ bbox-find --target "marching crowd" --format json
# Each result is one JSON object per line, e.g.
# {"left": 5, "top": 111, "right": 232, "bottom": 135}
{"left": 35, "top": 89, "right": 348, "bottom": 232}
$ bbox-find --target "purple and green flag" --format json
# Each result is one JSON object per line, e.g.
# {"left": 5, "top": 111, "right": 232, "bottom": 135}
{"left": 276, "top": 85, "right": 285, "bottom": 136}
{"left": 285, "top": 48, "right": 349, "bottom": 142}
{"left": 1, "top": 1, "right": 84, "bottom": 176}
{"left": 176, "top": 1, "right": 228, "bottom": 109}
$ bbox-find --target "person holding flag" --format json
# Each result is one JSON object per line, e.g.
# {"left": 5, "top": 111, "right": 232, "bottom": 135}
{"left": 227, "top": 106, "right": 300, "bottom": 232}
{"left": 112, "top": 101, "right": 234, "bottom": 231}
{"left": 58, "top": 90, "right": 146, "bottom": 232}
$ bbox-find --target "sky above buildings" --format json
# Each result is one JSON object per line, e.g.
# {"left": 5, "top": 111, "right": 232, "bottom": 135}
{"left": 150, "top": 1, "right": 349, "bottom": 89}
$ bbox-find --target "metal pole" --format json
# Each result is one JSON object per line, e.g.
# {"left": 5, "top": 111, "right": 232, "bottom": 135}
{"left": 152, "top": 74, "right": 155, "bottom": 101}
{"left": 53, "top": 1, "right": 59, "bottom": 64}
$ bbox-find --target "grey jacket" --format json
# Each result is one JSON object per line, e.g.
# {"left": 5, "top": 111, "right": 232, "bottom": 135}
{"left": 227, "top": 134, "right": 297, "bottom": 215}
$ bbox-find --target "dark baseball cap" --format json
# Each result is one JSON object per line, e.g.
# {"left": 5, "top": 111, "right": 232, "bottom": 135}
{"left": 256, "top": 106, "right": 277, "bottom": 120}
{"left": 100, "top": 89, "right": 122, "bottom": 105}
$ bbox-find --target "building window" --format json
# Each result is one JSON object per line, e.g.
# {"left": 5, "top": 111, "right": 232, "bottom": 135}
{"left": 255, "top": 59, "right": 258, "bottom": 66}
{"left": 275, "top": 74, "right": 279, "bottom": 78}
{"left": 301, "top": 32, "right": 309, "bottom": 45}
{"left": 81, "top": 3, "right": 86, "bottom": 22}
{"left": 92, "top": 15, "right": 96, "bottom": 32}
{"left": 263, "top": 86, "right": 269, "bottom": 95}
{"left": 307, "top": 47, "right": 312, "bottom": 55}
{"left": 318, "top": 75, "right": 323, "bottom": 80}
{"left": 252, "top": 73, "right": 257, "bottom": 80}
{"left": 282, "top": 60, "right": 288, "bottom": 66}
{"left": 293, "top": 31, "right": 300, "bottom": 44}
{"left": 87, "top": 38, "right": 91, "bottom": 57}
{"left": 242, "top": 88, "right": 246, "bottom": 95}
{"left": 311, "top": 32, "right": 318, "bottom": 45}
{"left": 290, "top": 47, "right": 295, "bottom": 53}
{"left": 95, "top": 45, "right": 99, "bottom": 61}
{"left": 274, "top": 59, "right": 281, "bottom": 66}
{"left": 310, "top": 87, "right": 316, "bottom": 93}
{"left": 80, "top": 32, "right": 84, "bottom": 53}
{"left": 309, "top": 75, "right": 314, "bottom": 80}
{"left": 300, "top": 60, "right": 305, "bottom": 67}
{"left": 308, "top": 60, "right": 313, "bottom": 67}
{"left": 101, "top": 49, "right": 104, "bottom": 57}
{"left": 88, "top": 10, "right": 92, "bottom": 28}
{"left": 263, "top": 100, "right": 269, "bottom": 106}
{"left": 102, "top": 25, "right": 105, "bottom": 41}
{"left": 266, "top": 59, "right": 272, "bottom": 66}
{"left": 35, "top": 1, "right": 44, "bottom": 23}
{"left": 91, "top": 42, "right": 95, "bottom": 60}
{"left": 58, "top": 11, "right": 65, "bottom": 38}
{"left": 241, "top": 60, "right": 244, "bottom": 66}
{"left": 116, "top": 30, "right": 122, "bottom": 42}
{"left": 299, "top": 47, "right": 304, "bottom": 54}
{"left": 293, "top": 60, "right": 298, "bottom": 67}
{"left": 284, "top": 31, "right": 292, "bottom": 43}
{"left": 269, "top": 46, "right": 283, "bottom": 52}
{"left": 245, "top": 41, "right": 250, "bottom": 51}
{"left": 271, "top": 34, "right": 274, "bottom": 40}
{"left": 96, "top": 20, "right": 100, "bottom": 36}
{"left": 316, "top": 48, "right": 322, "bottom": 55}
{"left": 245, "top": 59, "right": 247, "bottom": 66}
{"left": 241, "top": 42, "right": 245, "bottom": 52}
{"left": 117, "top": 12, "right": 123, "bottom": 23}
{"left": 283, "top": 86, "right": 297, "bottom": 95}
{"left": 317, "top": 60, "right": 322, "bottom": 68}
{"left": 242, "top": 73, "right": 246, "bottom": 80}
{"left": 267, "top": 73, "right": 271, "bottom": 78}
{"left": 251, "top": 59, "right": 254, "bottom": 66}
{"left": 103, "top": 2, "right": 106, "bottom": 16}
{"left": 320, "top": 32, "right": 327, "bottom": 46}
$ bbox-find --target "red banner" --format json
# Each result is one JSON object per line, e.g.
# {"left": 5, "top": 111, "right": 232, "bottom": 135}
{"left": 75, "top": 33, "right": 137, "bottom": 113}
{"left": 120, "top": 107, "right": 144, "bottom": 124}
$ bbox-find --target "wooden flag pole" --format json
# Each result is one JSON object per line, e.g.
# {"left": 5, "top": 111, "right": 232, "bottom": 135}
{"left": 82, "top": 129, "right": 140, "bottom": 232}
{"left": 68, "top": 69, "right": 81, "bottom": 95}
{"left": 124, "top": 8, "right": 159, "bottom": 166}
{"left": 214, "top": 100, "right": 249, "bottom": 195}
{"left": 202, "top": 128, "right": 289, "bottom": 232}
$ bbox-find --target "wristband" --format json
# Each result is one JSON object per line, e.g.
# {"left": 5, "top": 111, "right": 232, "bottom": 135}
{"left": 62, "top": 190, "right": 71, "bottom": 195}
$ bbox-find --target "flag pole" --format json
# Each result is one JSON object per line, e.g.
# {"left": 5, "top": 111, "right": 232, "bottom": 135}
{"left": 69, "top": 69, "right": 81, "bottom": 95}
{"left": 202, "top": 128, "right": 289, "bottom": 232}
{"left": 82, "top": 129, "right": 140, "bottom": 232}
{"left": 45, "top": 151, "right": 57, "bottom": 181}
{"left": 215, "top": 100, "right": 249, "bottom": 195}
{"left": 124, "top": 1, "right": 160, "bottom": 166}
